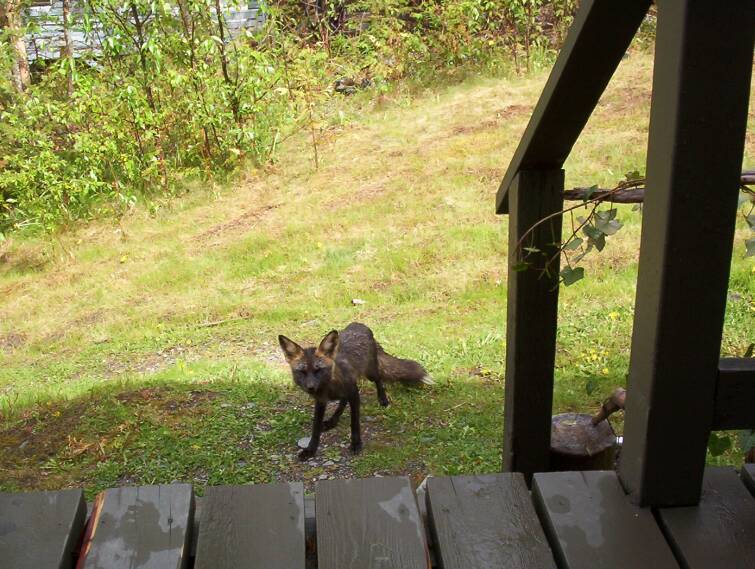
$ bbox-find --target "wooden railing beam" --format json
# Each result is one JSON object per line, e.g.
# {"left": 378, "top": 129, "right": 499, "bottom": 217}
{"left": 496, "top": 0, "right": 650, "bottom": 214}
{"left": 617, "top": 0, "right": 754, "bottom": 507}
{"left": 503, "top": 169, "right": 564, "bottom": 478}
{"left": 713, "top": 358, "right": 755, "bottom": 431}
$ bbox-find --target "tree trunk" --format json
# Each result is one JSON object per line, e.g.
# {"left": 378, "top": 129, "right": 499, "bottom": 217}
{"left": 61, "top": 0, "right": 73, "bottom": 96}
{"left": 1, "top": 0, "right": 31, "bottom": 92}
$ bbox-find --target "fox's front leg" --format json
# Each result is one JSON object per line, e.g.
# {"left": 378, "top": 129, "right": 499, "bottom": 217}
{"left": 323, "top": 399, "right": 347, "bottom": 431}
{"left": 348, "top": 394, "right": 363, "bottom": 454}
{"left": 299, "top": 401, "right": 326, "bottom": 461}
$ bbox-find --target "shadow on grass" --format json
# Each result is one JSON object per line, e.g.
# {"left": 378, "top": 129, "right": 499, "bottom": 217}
{"left": 0, "top": 361, "right": 507, "bottom": 498}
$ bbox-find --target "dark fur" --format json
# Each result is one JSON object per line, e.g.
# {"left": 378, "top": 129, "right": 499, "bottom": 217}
{"left": 278, "top": 322, "right": 430, "bottom": 460}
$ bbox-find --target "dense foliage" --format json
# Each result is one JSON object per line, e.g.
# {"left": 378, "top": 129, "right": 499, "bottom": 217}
{"left": 0, "top": 0, "right": 579, "bottom": 234}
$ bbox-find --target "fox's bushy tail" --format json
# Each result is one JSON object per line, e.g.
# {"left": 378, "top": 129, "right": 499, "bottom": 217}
{"left": 376, "top": 344, "right": 434, "bottom": 386}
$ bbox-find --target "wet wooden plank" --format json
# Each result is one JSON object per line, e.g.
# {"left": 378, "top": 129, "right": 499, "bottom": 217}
{"left": 426, "top": 473, "right": 556, "bottom": 569}
{"left": 194, "top": 482, "right": 305, "bottom": 569}
{"left": 532, "top": 471, "right": 677, "bottom": 569}
{"left": 743, "top": 464, "right": 755, "bottom": 497}
{"left": 0, "top": 488, "right": 86, "bottom": 569}
{"left": 657, "top": 467, "right": 755, "bottom": 569}
{"left": 77, "top": 484, "right": 194, "bottom": 569}
{"left": 316, "top": 476, "right": 430, "bottom": 569}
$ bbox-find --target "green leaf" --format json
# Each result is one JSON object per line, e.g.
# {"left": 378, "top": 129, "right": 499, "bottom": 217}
{"left": 590, "top": 233, "right": 606, "bottom": 252}
{"left": 583, "top": 185, "right": 598, "bottom": 201}
{"left": 512, "top": 261, "right": 530, "bottom": 272}
{"left": 746, "top": 237, "right": 755, "bottom": 258}
{"left": 585, "top": 377, "right": 598, "bottom": 396}
{"left": 560, "top": 266, "right": 584, "bottom": 286}
{"left": 708, "top": 432, "right": 732, "bottom": 457}
{"left": 738, "top": 430, "right": 755, "bottom": 453}
{"left": 597, "top": 218, "right": 623, "bottom": 236}
{"left": 563, "top": 237, "right": 583, "bottom": 251}
{"left": 739, "top": 192, "right": 752, "bottom": 208}
{"left": 625, "top": 170, "right": 641, "bottom": 180}
{"left": 583, "top": 224, "right": 603, "bottom": 240}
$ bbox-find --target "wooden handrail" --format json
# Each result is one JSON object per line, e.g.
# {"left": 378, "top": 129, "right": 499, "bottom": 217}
{"left": 496, "top": 0, "right": 651, "bottom": 214}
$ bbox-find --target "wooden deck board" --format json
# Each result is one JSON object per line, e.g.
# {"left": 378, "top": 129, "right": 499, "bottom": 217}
{"left": 194, "top": 482, "right": 305, "bottom": 569}
{"left": 316, "top": 476, "right": 430, "bottom": 569}
{"left": 742, "top": 464, "right": 755, "bottom": 497}
{"left": 426, "top": 473, "right": 556, "bottom": 569}
{"left": 532, "top": 471, "right": 677, "bottom": 569}
{"left": 77, "top": 484, "right": 194, "bottom": 569}
{"left": 657, "top": 467, "right": 755, "bottom": 569}
{"left": 0, "top": 488, "right": 86, "bottom": 569}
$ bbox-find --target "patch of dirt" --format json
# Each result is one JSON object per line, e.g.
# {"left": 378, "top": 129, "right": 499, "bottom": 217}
{"left": 0, "top": 244, "right": 49, "bottom": 276}
{"left": 102, "top": 344, "right": 202, "bottom": 377}
{"left": 193, "top": 202, "right": 282, "bottom": 247}
{"left": 450, "top": 104, "right": 531, "bottom": 137}
{"left": 596, "top": 88, "right": 652, "bottom": 115}
{"left": 0, "top": 332, "right": 26, "bottom": 353}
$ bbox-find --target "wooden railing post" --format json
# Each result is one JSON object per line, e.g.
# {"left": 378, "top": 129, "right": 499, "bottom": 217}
{"left": 618, "top": 0, "right": 754, "bottom": 507}
{"left": 503, "top": 169, "right": 564, "bottom": 477}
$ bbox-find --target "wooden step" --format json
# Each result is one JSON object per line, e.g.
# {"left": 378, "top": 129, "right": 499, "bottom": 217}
{"left": 76, "top": 484, "right": 194, "bottom": 569}
{"left": 194, "top": 482, "right": 305, "bottom": 569}
{"left": 742, "top": 463, "right": 755, "bottom": 497}
{"left": 533, "top": 470, "right": 677, "bottom": 569}
{"left": 657, "top": 467, "right": 755, "bottom": 569}
{"left": 426, "top": 473, "right": 556, "bottom": 569}
{"left": 0, "top": 488, "right": 86, "bottom": 569}
{"left": 316, "top": 476, "right": 430, "bottom": 569}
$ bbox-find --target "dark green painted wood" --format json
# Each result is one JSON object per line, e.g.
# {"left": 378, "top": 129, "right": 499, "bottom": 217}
{"left": 713, "top": 358, "right": 755, "bottom": 430}
{"left": 657, "top": 467, "right": 755, "bottom": 569}
{"left": 617, "top": 0, "right": 755, "bottom": 507}
{"left": 194, "top": 482, "right": 305, "bottom": 569}
{"left": 503, "top": 170, "right": 563, "bottom": 476}
{"left": 532, "top": 471, "right": 678, "bottom": 569}
{"left": 495, "top": 0, "right": 650, "bottom": 213}
{"left": 77, "top": 484, "right": 194, "bottom": 569}
{"left": 316, "top": 476, "right": 430, "bottom": 569}
{"left": 426, "top": 473, "right": 556, "bottom": 569}
{"left": 0, "top": 488, "right": 86, "bottom": 569}
{"left": 743, "top": 464, "right": 755, "bottom": 497}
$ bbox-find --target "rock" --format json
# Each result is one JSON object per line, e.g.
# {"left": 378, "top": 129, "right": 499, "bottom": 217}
{"left": 318, "top": 474, "right": 329, "bottom": 480}
{"left": 298, "top": 436, "right": 311, "bottom": 450}
{"left": 323, "top": 460, "right": 335, "bottom": 467}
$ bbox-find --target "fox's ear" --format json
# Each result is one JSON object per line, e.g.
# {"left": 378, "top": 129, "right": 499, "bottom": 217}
{"left": 317, "top": 330, "right": 339, "bottom": 358}
{"left": 278, "top": 335, "right": 304, "bottom": 362}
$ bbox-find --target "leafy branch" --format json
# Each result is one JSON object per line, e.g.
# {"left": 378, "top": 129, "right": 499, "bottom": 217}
{"left": 513, "top": 172, "right": 641, "bottom": 286}
{"left": 514, "top": 170, "right": 755, "bottom": 287}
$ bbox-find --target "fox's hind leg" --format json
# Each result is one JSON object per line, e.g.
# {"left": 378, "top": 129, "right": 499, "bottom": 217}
{"left": 323, "top": 399, "right": 347, "bottom": 431}
{"left": 366, "top": 358, "right": 390, "bottom": 407}
{"left": 348, "top": 394, "right": 363, "bottom": 454}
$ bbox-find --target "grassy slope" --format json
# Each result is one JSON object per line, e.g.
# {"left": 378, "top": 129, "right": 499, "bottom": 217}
{"left": 1, "top": 50, "right": 753, "bottom": 495}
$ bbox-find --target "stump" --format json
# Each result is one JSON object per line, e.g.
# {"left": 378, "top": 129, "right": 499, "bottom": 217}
{"left": 550, "top": 413, "right": 618, "bottom": 471}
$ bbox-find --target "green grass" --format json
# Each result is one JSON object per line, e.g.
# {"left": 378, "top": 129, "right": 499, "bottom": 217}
{"left": 1, "top": 48, "right": 753, "bottom": 495}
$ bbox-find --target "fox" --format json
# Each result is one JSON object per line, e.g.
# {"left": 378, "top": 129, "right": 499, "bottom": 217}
{"left": 278, "top": 322, "right": 433, "bottom": 460}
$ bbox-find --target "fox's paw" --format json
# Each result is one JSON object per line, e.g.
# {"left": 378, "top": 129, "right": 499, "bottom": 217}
{"left": 322, "top": 418, "right": 339, "bottom": 431}
{"left": 378, "top": 395, "right": 390, "bottom": 407}
{"left": 298, "top": 448, "right": 315, "bottom": 461}
{"left": 350, "top": 440, "right": 363, "bottom": 454}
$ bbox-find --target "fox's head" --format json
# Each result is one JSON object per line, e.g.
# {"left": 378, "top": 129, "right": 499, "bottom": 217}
{"left": 278, "top": 330, "right": 339, "bottom": 396}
